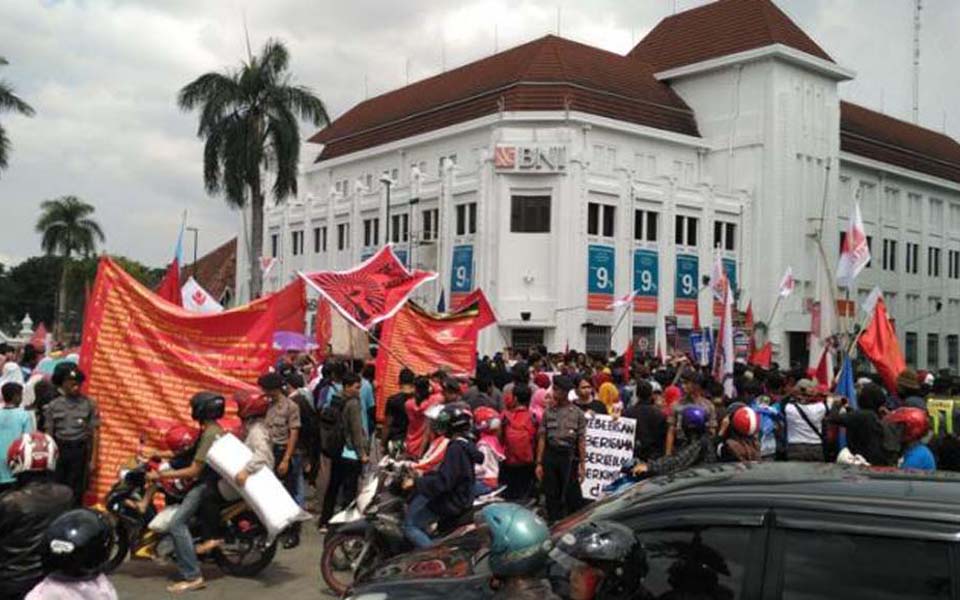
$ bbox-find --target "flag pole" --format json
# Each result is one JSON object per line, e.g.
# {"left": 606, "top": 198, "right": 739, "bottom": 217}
{"left": 766, "top": 294, "right": 783, "bottom": 327}
{"left": 609, "top": 302, "right": 632, "bottom": 350}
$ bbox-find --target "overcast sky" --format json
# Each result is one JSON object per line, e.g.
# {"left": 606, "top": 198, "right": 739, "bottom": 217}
{"left": 0, "top": 0, "right": 957, "bottom": 268}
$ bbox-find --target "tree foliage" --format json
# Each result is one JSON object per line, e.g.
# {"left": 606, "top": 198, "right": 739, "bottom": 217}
{"left": 36, "top": 195, "right": 105, "bottom": 258}
{"left": 0, "top": 56, "right": 35, "bottom": 175}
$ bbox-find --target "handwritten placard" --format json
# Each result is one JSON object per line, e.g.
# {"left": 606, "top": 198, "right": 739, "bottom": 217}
{"left": 581, "top": 414, "right": 636, "bottom": 499}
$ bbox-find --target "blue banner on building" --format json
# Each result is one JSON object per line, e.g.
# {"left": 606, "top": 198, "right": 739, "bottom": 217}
{"left": 632, "top": 249, "right": 659, "bottom": 313}
{"left": 450, "top": 245, "right": 474, "bottom": 307}
{"left": 675, "top": 254, "right": 699, "bottom": 315}
{"left": 396, "top": 248, "right": 409, "bottom": 269}
{"left": 722, "top": 257, "right": 737, "bottom": 293}
{"left": 587, "top": 244, "right": 615, "bottom": 310}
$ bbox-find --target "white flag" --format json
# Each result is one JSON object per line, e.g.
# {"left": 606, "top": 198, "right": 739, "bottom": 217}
{"left": 778, "top": 266, "right": 796, "bottom": 298}
{"left": 710, "top": 254, "right": 728, "bottom": 302}
{"left": 260, "top": 256, "right": 279, "bottom": 277}
{"left": 181, "top": 277, "right": 224, "bottom": 314}
{"left": 836, "top": 201, "right": 870, "bottom": 288}
{"left": 606, "top": 290, "right": 638, "bottom": 310}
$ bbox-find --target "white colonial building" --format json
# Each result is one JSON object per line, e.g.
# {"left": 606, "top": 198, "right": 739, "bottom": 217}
{"left": 239, "top": 0, "right": 960, "bottom": 370}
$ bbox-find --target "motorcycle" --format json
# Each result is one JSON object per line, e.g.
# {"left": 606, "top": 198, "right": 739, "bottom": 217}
{"left": 319, "top": 457, "right": 505, "bottom": 596}
{"left": 102, "top": 454, "right": 277, "bottom": 577}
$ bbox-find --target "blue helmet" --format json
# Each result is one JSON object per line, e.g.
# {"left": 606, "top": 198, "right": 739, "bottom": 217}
{"left": 482, "top": 503, "right": 551, "bottom": 577}
{"left": 680, "top": 405, "right": 708, "bottom": 435}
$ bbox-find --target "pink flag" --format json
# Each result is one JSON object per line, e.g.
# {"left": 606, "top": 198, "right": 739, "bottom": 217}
{"left": 606, "top": 290, "right": 638, "bottom": 310}
{"left": 778, "top": 266, "right": 796, "bottom": 298}
{"left": 836, "top": 202, "right": 870, "bottom": 287}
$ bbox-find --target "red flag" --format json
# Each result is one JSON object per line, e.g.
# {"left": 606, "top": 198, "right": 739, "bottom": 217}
{"left": 29, "top": 323, "right": 48, "bottom": 351}
{"left": 374, "top": 302, "right": 483, "bottom": 422}
{"left": 315, "top": 299, "right": 333, "bottom": 359}
{"left": 748, "top": 342, "right": 772, "bottom": 368}
{"left": 745, "top": 301, "right": 754, "bottom": 330}
{"left": 858, "top": 297, "right": 906, "bottom": 393}
{"left": 692, "top": 299, "right": 701, "bottom": 330}
{"left": 452, "top": 289, "right": 496, "bottom": 332}
{"left": 300, "top": 246, "right": 436, "bottom": 331}
{"left": 156, "top": 260, "right": 182, "bottom": 306}
{"left": 623, "top": 338, "right": 635, "bottom": 382}
{"left": 813, "top": 348, "right": 831, "bottom": 388}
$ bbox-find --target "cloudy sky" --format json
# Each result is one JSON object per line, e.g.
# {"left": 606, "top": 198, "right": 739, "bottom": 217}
{"left": 0, "top": 0, "right": 957, "bottom": 268}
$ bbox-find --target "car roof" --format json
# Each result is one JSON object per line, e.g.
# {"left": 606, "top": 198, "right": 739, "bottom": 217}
{"left": 591, "top": 463, "right": 960, "bottom": 526}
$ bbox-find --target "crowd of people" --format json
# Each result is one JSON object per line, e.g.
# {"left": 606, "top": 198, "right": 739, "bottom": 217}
{"left": 1, "top": 337, "right": 959, "bottom": 598}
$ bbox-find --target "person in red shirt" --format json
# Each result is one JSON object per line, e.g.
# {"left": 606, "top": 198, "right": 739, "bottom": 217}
{"left": 404, "top": 376, "right": 442, "bottom": 459}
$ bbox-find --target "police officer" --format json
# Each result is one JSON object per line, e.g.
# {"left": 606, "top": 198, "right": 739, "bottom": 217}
{"left": 535, "top": 375, "right": 587, "bottom": 523}
{"left": 259, "top": 371, "right": 302, "bottom": 548}
{"left": 44, "top": 363, "right": 99, "bottom": 506}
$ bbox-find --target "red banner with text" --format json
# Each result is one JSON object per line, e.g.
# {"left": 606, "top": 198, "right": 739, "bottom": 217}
{"left": 78, "top": 257, "right": 306, "bottom": 505}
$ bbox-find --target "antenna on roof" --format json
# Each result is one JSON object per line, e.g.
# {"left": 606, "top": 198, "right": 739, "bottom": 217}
{"left": 912, "top": 0, "right": 922, "bottom": 124}
{"left": 242, "top": 9, "right": 253, "bottom": 61}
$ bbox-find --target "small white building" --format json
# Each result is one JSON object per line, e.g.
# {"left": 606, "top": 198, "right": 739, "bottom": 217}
{"left": 240, "top": 0, "right": 960, "bottom": 370}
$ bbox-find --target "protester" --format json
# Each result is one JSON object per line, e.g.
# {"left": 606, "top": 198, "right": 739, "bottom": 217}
{"left": 231, "top": 392, "right": 274, "bottom": 489}
{"left": 404, "top": 376, "right": 441, "bottom": 460}
{"left": 547, "top": 520, "right": 644, "bottom": 600}
{"left": 530, "top": 372, "right": 551, "bottom": 422}
{"left": 259, "top": 371, "right": 303, "bottom": 548}
{"left": 0, "top": 382, "right": 34, "bottom": 494}
{"left": 0, "top": 432, "right": 74, "bottom": 600}
{"left": 473, "top": 406, "right": 504, "bottom": 495}
{"left": 536, "top": 375, "right": 586, "bottom": 523}
{"left": 284, "top": 370, "right": 315, "bottom": 513}
{"left": 146, "top": 392, "right": 225, "bottom": 593}
{"left": 886, "top": 407, "right": 936, "bottom": 471}
{"left": 319, "top": 372, "right": 368, "bottom": 527}
{"left": 481, "top": 503, "right": 558, "bottom": 600}
{"left": 718, "top": 406, "right": 761, "bottom": 462}
{"left": 633, "top": 405, "right": 716, "bottom": 477}
{"left": 783, "top": 379, "right": 828, "bottom": 462}
{"left": 825, "top": 382, "right": 897, "bottom": 466}
{"left": 500, "top": 382, "right": 538, "bottom": 501}
{"left": 44, "top": 364, "right": 99, "bottom": 506}
{"left": 597, "top": 379, "right": 620, "bottom": 415}
{"left": 402, "top": 405, "right": 481, "bottom": 548}
{"left": 573, "top": 376, "right": 607, "bottom": 415}
{"left": 383, "top": 368, "right": 415, "bottom": 457}
{"left": 360, "top": 363, "right": 377, "bottom": 436}
{"left": 26, "top": 508, "right": 118, "bottom": 600}
{"left": 664, "top": 371, "right": 715, "bottom": 456}
{"left": 895, "top": 368, "right": 926, "bottom": 409}
{"left": 624, "top": 380, "right": 665, "bottom": 461}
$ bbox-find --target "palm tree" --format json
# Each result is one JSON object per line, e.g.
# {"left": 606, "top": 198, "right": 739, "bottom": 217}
{"left": 178, "top": 39, "right": 329, "bottom": 299}
{"left": 0, "top": 56, "right": 36, "bottom": 175}
{"left": 35, "top": 196, "right": 105, "bottom": 339}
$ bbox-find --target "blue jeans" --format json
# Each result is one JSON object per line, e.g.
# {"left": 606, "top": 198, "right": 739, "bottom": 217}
{"left": 168, "top": 483, "right": 206, "bottom": 580}
{"left": 403, "top": 493, "right": 437, "bottom": 549}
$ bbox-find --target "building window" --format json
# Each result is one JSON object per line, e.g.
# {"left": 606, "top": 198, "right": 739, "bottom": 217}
{"left": 714, "top": 221, "right": 737, "bottom": 251}
{"left": 906, "top": 242, "right": 919, "bottom": 274}
{"left": 602, "top": 204, "right": 616, "bottom": 237}
{"left": 270, "top": 233, "right": 278, "bottom": 258}
{"left": 291, "top": 230, "right": 304, "bottom": 256}
{"left": 422, "top": 208, "right": 439, "bottom": 241}
{"left": 908, "top": 193, "right": 922, "bottom": 223}
{"left": 951, "top": 204, "right": 960, "bottom": 232}
{"left": 321, "top": 226, "right": 328, "bottom": 252}
{"left": 675, "top": 215, "right": 698, "bottom": 247}
{"left": 950, "top": 250, "right": 960, "bottom": 279}
{"left": 884, "top": 187, "right": 900, "bottom": 221}
{"left": 634, "top": 209, "right": 659, "bottom": 242}
{"left": 930, "top": 198, "right": 944, "bottom": 228}
{"left": 882, "top": 239, "right": 897, "bottom": 272}
{"left": 948, "top": 335, "right": 959, "bottom": 374}
{"left": 456, "top": 202, "right": 477, "bottom": 236}
{"left": 585, "top": 325, "right": 612, "bottom": 355}
{"left": 337, "top": 223, "right": 350, "bottom": 251}
{"left": 588, "top": 202, "right": 616, "bottom": 237}
{"left": 905, "top": 332, "right": 918, "bottom": 367}
{"left": 510, "top": 195, "right": 551, "bottom": 233}
{"left": 390, "top": 214, "right": 410, "bottom": 243}
{"left": 928, "top": 247, "right": 941, "bottom": 277}
{"left": 362, "top": 218, "right": 380, "bottom": 248}
{"left": 928, "top": 334, "right": 940, "bottom": 370}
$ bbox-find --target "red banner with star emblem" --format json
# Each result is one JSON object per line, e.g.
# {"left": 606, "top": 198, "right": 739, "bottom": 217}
{"left": 78, "top": 257, "right": 305, "bottom": 505}
{"left": 299, "top": 246, "right": 437, "bottom": 331}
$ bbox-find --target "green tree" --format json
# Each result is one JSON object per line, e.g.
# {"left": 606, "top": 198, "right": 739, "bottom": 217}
{"left": 35, "top": 196, "right": 105, "bottom": 338}
{"left": 0, "top": 56, "right": 35, "bottom": 175}
{"left": 178, "top": 39, "right": 328, "bottom": 299}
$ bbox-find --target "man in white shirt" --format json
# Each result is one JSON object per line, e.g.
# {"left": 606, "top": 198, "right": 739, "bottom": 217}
{"left": 784, "top": 379, "right": 827, "bottom": 462}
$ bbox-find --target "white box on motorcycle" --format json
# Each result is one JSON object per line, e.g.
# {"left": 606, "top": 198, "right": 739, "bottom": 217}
{"left": 206, "top": 433, "right": 311, "bottom": 544}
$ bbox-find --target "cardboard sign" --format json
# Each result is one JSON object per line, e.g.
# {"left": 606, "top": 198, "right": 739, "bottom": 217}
{"left": 581, "top": 414, "right": 637, "bottom": 499}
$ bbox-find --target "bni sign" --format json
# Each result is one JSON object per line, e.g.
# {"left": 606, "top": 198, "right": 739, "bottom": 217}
{"left": 494, "top": 145, "right": 567, "bottom": 172}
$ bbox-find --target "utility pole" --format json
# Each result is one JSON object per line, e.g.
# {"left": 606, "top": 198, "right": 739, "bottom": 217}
{"left": 913, "top": 0, "right": 922, "bottom": 124}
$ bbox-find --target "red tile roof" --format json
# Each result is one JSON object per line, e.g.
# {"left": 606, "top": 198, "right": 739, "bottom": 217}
{"left": 629, "top": 0, "right": 833, "bottom": 72}
{"left": 840, "top": 102, "right": 960, "bottom": 184}
{"left": 180, "top": 237, "right": 237, "bottom": 302}
{"left": 310, "top": 35, "right": 699, "bottom": 161}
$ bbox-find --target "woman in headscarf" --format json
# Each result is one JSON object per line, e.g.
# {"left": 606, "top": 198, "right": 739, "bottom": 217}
{"left": 530, "top": 373, "right": 551, "bottom": 422}
{"left": 597, "top": 380, "right": 621, "bottom": 415}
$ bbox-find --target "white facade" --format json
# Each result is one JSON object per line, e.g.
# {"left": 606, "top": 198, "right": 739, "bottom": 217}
{"left": 241, "top": 45, "right": 960, "bottom": 370}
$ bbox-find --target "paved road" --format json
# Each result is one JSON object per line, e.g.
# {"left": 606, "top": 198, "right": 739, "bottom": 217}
{"left": 112, "top": 523, "right": 336, "bottom": 599}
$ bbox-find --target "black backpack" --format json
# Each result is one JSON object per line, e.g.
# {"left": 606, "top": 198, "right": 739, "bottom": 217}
{"left": 318, "top": 393, "right": 346, "bottom": 458}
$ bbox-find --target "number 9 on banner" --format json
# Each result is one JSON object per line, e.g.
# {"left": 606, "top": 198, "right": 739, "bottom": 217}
{"left": 595, "top": 267, "right": 610, "bottom": 291}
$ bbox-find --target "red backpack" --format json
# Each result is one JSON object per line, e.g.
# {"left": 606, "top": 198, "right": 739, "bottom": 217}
{"left": 503, "top": 407, "right": 537, "bottom": 465}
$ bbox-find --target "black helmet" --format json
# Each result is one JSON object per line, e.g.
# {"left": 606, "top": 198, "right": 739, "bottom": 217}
{"left": 549, "top": 521, "right": 645, "bottom": 600}
{"left": 436, "top": 404, "right": 472, "bottom": 436}
{"left": 190, "top": 391, "right": 225, "bottom": 421}
{"left": 51, "top": 362, "right": 84, "bottom": 387}
{"left": 42, "top": 509, "right": 113, "bottom": 580}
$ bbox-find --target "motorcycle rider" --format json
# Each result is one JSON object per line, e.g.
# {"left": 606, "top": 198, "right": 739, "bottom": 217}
{"left": 548, "top": 520, "right": 647, "bottom": 600}
{"left": 632, "top": 405, "right": 716, "bottom": 478}
{"left": 25, "top": 508, "right": 117, "bottom": 599}
{"left": 146, "top": 391, "right": 225, "bottom": 594}
{"left": 0, "top": 432, "right": 74, "bottom": 599}
{"left": 232, "top": 391, "right": 274, "bottom": 488}
{"left": 718, "top": 406, "right": 761, "bottom": 462}
{"left": 402, "top": 405, "right": 482, "bottom": 548}
{"left": 886, "top": 407, "right": 936, "bottom": 471}
{"left": 127, "top": 424, "right": 199, "bottom": 514}
{"left": 481, "top": 503, "right": 559, "bottom": 600}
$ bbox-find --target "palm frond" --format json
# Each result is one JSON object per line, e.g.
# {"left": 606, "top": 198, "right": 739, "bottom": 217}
{"left": 0, "top": 123, "right": 8, "bottom": 171}
{"left": 260, "top": 39, "right": 289, "bottom": 77}
{"left": 0, "top": 79, "right": 35, "bottom": 117}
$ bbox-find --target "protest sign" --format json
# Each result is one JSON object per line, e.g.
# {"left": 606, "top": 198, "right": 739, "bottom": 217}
{"left": 78, "top": 257, "right": 306, "bottom": 505}
{"left": 581, "top": 414, "right": 637, "bottom": 500}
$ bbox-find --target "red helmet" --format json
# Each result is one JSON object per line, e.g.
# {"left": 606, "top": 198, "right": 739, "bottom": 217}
{"left": 7, "top": 432, "right": 58, "bottom": 476}
{"left": 236, "top": 392, "right": 270, "bottom": 420}
{"left": 474, "top": 406, "right": 501, "bottom": 432}
{"left": 164, "top": 425, "right": 199, "bottom": 454}
{"left": 731, "top": 407, "right": 759, "bottom": 437}
{"left": 884, "top": 407, "right": 930, "bottom": 444}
